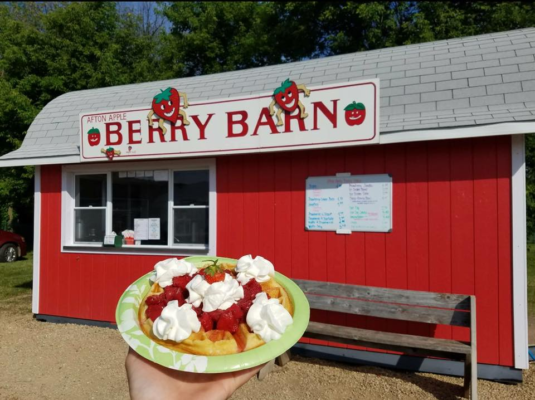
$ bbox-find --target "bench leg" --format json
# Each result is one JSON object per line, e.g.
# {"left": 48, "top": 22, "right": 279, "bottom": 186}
{"left": 463, "top": 354, "right": 472, "bottom": 399}
{"left": 471, "top": 351, "right": 478, "bottom": 400}
{"left": 257, "top": 358, "right": 276, "bottom": 381}
{"left": 464, "top": 353, "right": 478, "bottom": 400}
{"left": 275, "top": 350, "right": 291, "bottom": 367}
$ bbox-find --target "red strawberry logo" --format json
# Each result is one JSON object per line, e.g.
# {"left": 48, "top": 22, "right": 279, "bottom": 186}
{"left": 101, "top": 147, "right": 120, "bottom": 161}
{"left": 87, "top": 127, "right": 101, "bottom": 147}
{"left": 147, "top": 88, "right": 190, "bottom": 134}
{"left": 344, "top": 102, "right": 366, "bottom": 126}
{"left": 270, "top": 79, "right": 311, "bottom": 126}
{"left": 106, "top": 147, "right": 115, "bottom": 160}
{"left": 152, "top": 87, "right": 181, "bottom": 124}
{"left": 273, "top": 79, "right": 300, "bottom": 113}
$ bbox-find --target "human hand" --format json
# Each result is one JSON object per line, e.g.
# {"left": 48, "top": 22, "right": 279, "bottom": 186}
{"left": 125, "top": 347, "right": 264, "bottom": 400}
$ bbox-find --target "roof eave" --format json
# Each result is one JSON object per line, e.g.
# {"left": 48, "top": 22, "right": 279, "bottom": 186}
{"left": 0, "top": 154, "right": 80, "bottom": 168}
{"left": 380, "top": 121, "right": 535, "bottom": 145}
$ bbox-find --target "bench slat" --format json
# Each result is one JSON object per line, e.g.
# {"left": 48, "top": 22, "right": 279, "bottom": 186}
{"left": 305, "top": 321, "right": 471, "bottom": 360}
{"left": 294, "top": 279, "right": 470, "bottom": 310}
{"left": 306, "top": 294, "right": 471, "bottom": 327}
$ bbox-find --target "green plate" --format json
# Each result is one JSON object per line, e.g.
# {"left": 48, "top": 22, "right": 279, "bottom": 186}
{"left": 115, "top": 256, "right": 310, "bottom": 373}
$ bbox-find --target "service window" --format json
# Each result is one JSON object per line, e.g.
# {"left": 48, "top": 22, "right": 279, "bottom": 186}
{"left": 74, "top": 174, "right": 107, "bottom": 243}
{"left": 62, "top": 160, "right": 215, "bottom": 253}
{"left": 112, "top": 170, "right": 169, "bottom": 246}
{"left": 173, "top": 170, "right": 209, "bottom": 245}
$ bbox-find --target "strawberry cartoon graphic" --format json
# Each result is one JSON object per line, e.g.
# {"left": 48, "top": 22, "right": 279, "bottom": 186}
{"left": 344, "top": 102, "right": 366, "bottom": 126}
{"left": 269, "top": 79, "right": 311, "bottom": 126}
{"left": 101, "top": 147, "right": 121, "bottom": 161}
{"left": 147, "top": 87, "right": 189, "bottom": 135}
{"left": 87, "top": 127, "right": 101, "bottom": 146}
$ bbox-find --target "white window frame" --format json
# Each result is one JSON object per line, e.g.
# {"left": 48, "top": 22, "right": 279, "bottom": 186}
{"left": 61, "top": 158, "right": 216, "bottom": 256}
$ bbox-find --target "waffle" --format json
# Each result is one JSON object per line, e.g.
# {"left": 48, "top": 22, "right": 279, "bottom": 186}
{"left": 138, "top": 262, "right": 294, "bottom": 356}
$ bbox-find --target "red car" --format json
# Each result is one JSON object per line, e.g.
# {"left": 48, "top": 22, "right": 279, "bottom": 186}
{"left": 0, "top": 230, "right": 27, "bottom": 263}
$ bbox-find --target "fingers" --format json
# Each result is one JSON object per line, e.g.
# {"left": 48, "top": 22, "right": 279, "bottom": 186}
{"left": 232, "top": 363, "right": 265, "bottom": 387}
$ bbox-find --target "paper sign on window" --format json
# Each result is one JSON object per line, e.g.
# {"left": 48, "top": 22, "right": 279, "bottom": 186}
{"left": 149, "top": 218, "right": 160, "bottom": 240}
{"left": 134, "top": 218, "right": 149, "bottom": 240}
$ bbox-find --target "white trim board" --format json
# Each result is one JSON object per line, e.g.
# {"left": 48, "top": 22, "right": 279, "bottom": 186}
{"left": 511, "top": 134, "right": 529, "bottom": 370}
{"left": 32, "top": 166, "right": 41, "bottom": 314}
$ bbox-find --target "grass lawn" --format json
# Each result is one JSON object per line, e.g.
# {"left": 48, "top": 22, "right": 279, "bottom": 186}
{"left": 0, "top": 252, "right": 33, "bottom": 313}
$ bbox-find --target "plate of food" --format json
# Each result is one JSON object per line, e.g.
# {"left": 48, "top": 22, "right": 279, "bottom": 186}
{"left": 116, "top": 255, "right": 310, "bottom": 373}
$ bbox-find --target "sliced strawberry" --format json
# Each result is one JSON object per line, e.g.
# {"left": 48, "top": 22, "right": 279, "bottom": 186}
{"left": 205, "top": 272, "right": 226, "bottom": 284}
{"left": 243, "top": 279, "right": 262, "bottom": 300}
{"left": 199, "top": 313, "right": 213, "bottom": 332}
{"left": 146, "top": 293, "right": 166, "bottom": 306}
{"left": 228, "top": 303, "right": 244, "bottom": 321}
{"left": 145, "top": 294, "right": 163, "bottom": 305}
{"left": 192, "top": 305, "right": 202, "bottom": 317}
{"left": 146, "top": 304, "right": 164, "bottom": 322}
{"left": 237, "top": 297, "right": 253, "bottom": 314}
{"left": 164, "top": 286, "right": 185, "bottom": 305}
{"left": 172, "top": 275, "right": 193, "bottom": 290}
{"left": 217, "top": 312, "right": 239, "bottom": 333}
{"left": 207, "top": 309, "right": 224, "bottom": 322}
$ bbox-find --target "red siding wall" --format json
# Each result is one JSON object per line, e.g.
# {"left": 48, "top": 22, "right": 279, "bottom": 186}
{"left": 39, "top": 135, "right": 514, "bottom": 366}
{"left": 39, "top": 166, "right": 167, "bottom": 322}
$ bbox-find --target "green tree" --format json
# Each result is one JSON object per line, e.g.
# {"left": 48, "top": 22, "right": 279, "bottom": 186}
{"left": 158, "top": 0, "right": 535, "bottom": 240}
{"left": 0, "top": 1, "right": 165, "bottom": 235}
{"left": 527, "top": 134, "right": 535, "bottom": 243}
{"left": 1, "top": 1, "right": 535, "bottom": 240}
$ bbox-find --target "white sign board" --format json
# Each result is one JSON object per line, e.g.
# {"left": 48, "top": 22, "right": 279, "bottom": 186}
{"left": 306, "top": 174, "right": 392, "bottom": 233}
{"left": 148, "top": 218, "right": 160, "bottom": 240}
{"left": 80, "top": 79, "right": 379, "bottom": 162}
{"left": 134, "top": 218, "right": 149, "bottom": 240}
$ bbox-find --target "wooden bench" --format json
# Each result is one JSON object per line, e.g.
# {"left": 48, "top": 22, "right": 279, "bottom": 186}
{"left": 290, "top": 280, "right": 478, "bottom": 399}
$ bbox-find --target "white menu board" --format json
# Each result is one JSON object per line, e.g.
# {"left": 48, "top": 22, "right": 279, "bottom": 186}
{"left": 306, "top": 174, "right": 392, "bottom": 233}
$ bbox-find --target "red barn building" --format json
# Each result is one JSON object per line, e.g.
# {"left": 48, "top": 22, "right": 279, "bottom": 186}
{"left": 0, "top": 29, "right": 533, "bottom": 381}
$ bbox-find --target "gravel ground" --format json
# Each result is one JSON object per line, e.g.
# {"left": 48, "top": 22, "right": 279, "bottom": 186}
{"left": 0, "top": 300, "right": 533, "bottom": 400}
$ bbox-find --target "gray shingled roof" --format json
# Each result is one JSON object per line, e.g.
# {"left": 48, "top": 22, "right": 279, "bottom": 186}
{"left": 2, "top": 27, "right": 535, "bottom": 163}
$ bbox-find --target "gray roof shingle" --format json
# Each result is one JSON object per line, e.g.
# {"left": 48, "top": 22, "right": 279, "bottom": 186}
{"left": 2, "top": 27, "right": 535, "bottom": 162}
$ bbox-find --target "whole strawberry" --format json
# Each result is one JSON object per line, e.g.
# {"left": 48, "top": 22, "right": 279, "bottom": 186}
{"left": 201, "top": 259, "right": 227, "bottom": 284}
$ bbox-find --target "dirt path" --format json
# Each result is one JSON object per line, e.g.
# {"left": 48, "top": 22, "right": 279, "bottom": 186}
{"left": 0, "top": 310, "right": 533, "bottom": 400}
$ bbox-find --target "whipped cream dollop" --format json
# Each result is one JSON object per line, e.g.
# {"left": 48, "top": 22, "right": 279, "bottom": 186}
{"left": 152, "top": 301, "right": 201, "bottom": 342}
{"left": 246, "top": 292, "right": 293, "bottom": 343}
{"left": 235, "top": 255, "right": 275, "bottom": 285}
{"left": 153, "top": 258, "right": 198, "bottom": 288}
{"left": 202, "top": 274, "right": 244, "bottom": 312}
{"left": 185, "top": 274, "right": 211, "bottom": 308}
